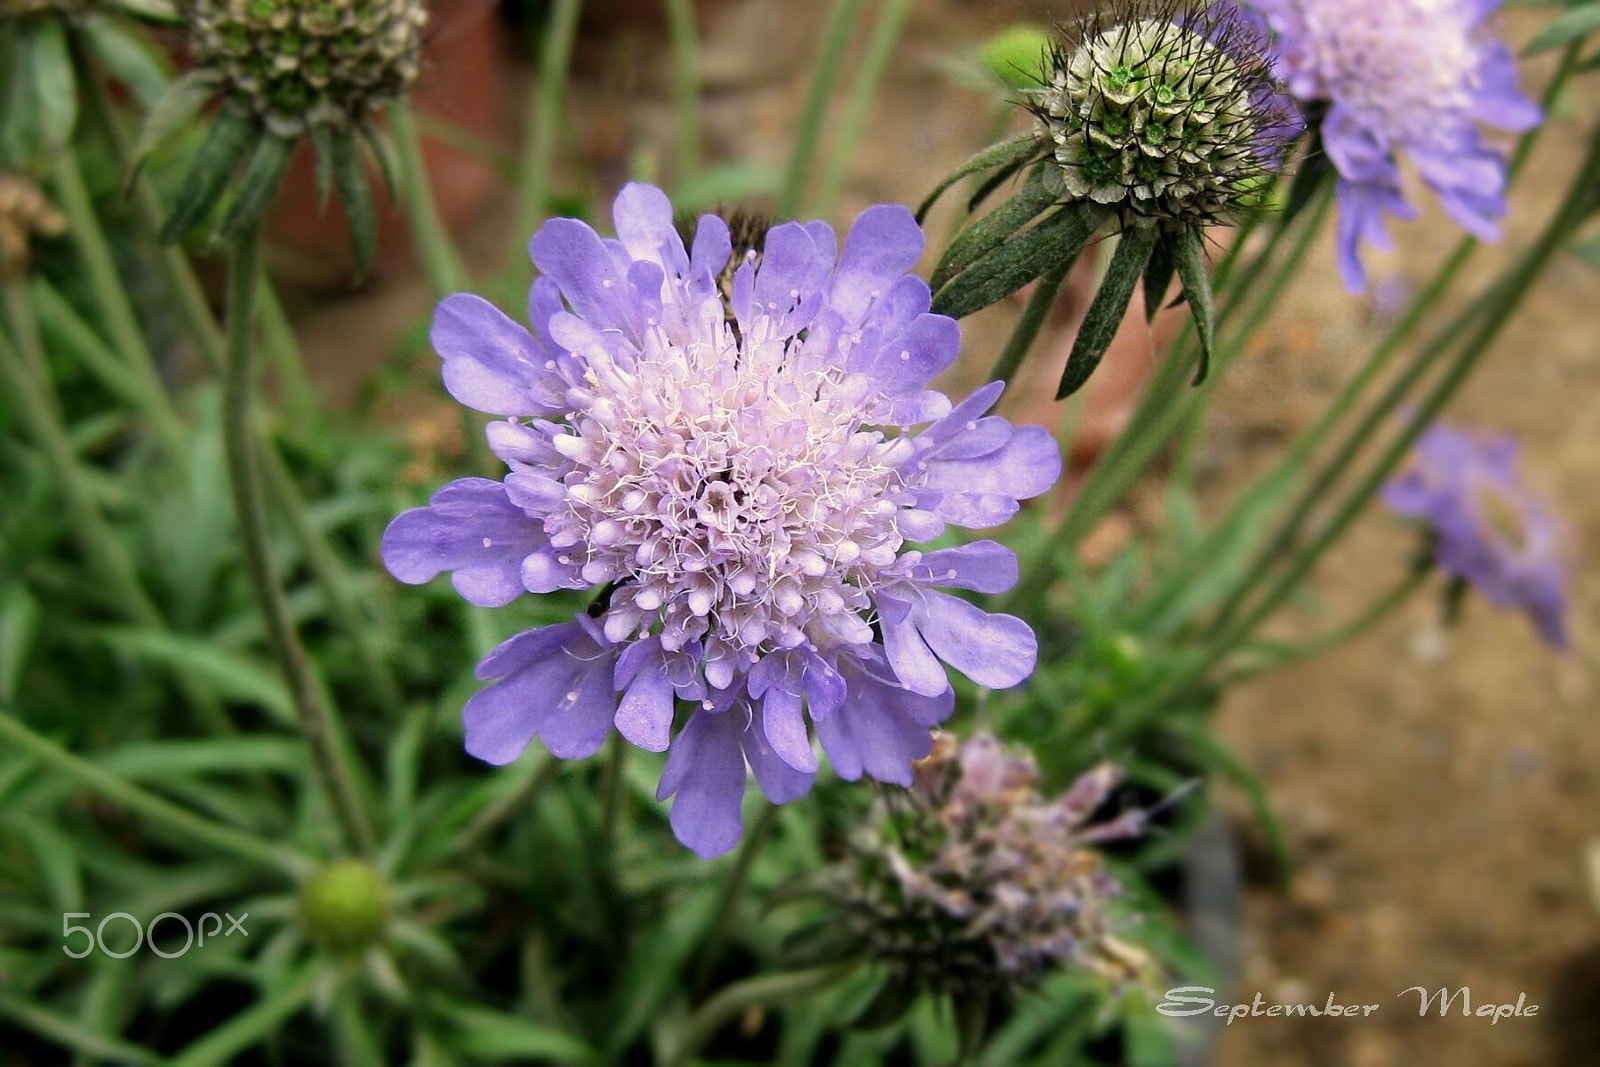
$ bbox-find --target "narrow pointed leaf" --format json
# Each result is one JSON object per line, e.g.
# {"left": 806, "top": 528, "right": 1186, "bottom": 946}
{"left": 1173, "top": 225, "right": 1215, "bottom": 385}
{"left": 914, "top": 132, "right": 1042, "bottom": 223}
{"left": 1056, "top": 226, "right": 1156, "bottom": 399}
{"left": 16, "top": 20, "right": 77, "bottom": 161}
{"left": 966, "top": 155, "right": 1028, "bottom": 213}
{"left": 127, "top": 71, "right": 218, "bottom": 188}
{"left": 1524, "top": 5, "right": 1600, "bottom": 54}
{"left": 931, "top": 203, "right": 1091, "bottom": 320}
{"left": 930, "top": 164, "right": 1057, "bottom": 292}
{"left": 331, "top": 126, "right": 377, "bottom": 277}
{"left": 1142, "top": 233, "right": 1176, "bottom": 322}
{"left": 310, "top": 121, "right": 336, "bottom": 210}
{"left": 83, "top": 17, "right": 171, "bottom": 109}
{"left": 160, "top": 104, "right": 256, "bottom": 243}
{"left": 215, "top": 133, "right": 294, "bottom": 244}
{"left": 358, "top": 120, "right": 400, "bottom": 203}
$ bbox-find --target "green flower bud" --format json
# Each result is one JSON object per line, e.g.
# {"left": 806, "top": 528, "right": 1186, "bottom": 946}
{"left": 181, "top": 0, "right": 427, "bottom": 136}
{"left": 1032, "top": 2, "right": 1285, "bottom": 228}
{"left": 980, "top": 23, "right": 1052, "bottom": 91}
{"left": 299, "top": 859, "right": 390, "bottom": 953}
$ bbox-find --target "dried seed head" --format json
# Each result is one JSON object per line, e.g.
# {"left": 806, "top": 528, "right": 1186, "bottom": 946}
{"left": 180, "top": 0, "right": 427, "bottom": 135}
{"left": 0, "top": 174, "right": 67, "bottom": 278}
{"left": 1033, "top": 1, "right": 1290, "bottom": 228}
{"left": 828, "top": 734, "right": 1154, "bottom": 999}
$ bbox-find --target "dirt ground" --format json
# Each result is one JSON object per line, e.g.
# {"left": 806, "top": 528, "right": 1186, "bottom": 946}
{"left": 288, "top": 3, "right": 1598, "bottom": 1064}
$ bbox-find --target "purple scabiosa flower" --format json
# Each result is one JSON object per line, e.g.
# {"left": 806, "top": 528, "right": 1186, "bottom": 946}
{"left": 815, "top": 734, "right": 1153, "bottom": 1004}
{"left": 1384, "top": 423, "right": 1569, "bottom": 648}
{"left": 382, "top": 184, "right": 1062, "bottom": 858}
{"left": 1246, "top": 0, "right": 1542, "bottom": 291}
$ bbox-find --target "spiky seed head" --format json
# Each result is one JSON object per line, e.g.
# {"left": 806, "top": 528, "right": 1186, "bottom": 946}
{"left": 826, "top": 734, "right": 1154, "bottom": 999}
{"left": 1033, "top": 1, "right": 1287, "bottom": 229}
{"left": 0, "top": 174, "right": 66, "bottom": 279}
{"left": 180, "top": 0, "right": 427, "bottom": 135}
{"left": 299, "top": 859, "right": 390, "bottom": 952}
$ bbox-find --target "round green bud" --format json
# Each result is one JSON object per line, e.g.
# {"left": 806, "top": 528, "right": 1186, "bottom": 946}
{"left": 979, "top": 24, "right": 1053, "bottom": 91}
{"left": 299, "top": 860, "right": 390, "bottom": 952}
{"left": 181, "top": 0, "right": 427, "bottom": 135}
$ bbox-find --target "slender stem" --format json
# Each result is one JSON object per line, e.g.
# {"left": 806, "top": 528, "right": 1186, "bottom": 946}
{"left": 779, "top": 0, "right": 865, "bottom": 218}
{"left": 0, "top": 990, "right": 160, "bottom": 1067}
{"left": 515, "top": 0, "right": 583, "bottom": 243}
{"left": 598, "top": 734, "right": 628, "bottom": 850}
{"left": 49, "top": 152, "right": 188, "bottom": 461}
{"left": 29, "top": 279, "right": 145, "bottom": 407}
{"left": 1110, "top": 128, "right": 1600, "bottom": 745}
{"left": 691, "top": 804, "right": 773, "bottom": 995}
{"left": 670, "top": 961, "right": 859, "bottom": 1067}
{"left": 988, "top": 253, "right": 1072, "bottom": 385}
{"left": 452, "top": 753, "right": 559, "bottom": 857}
{"left": 1219, "top": 567, "right": 1429, "bottom": 685}
{"left": 0, "top": 709, "right": 310, "bottom": 877}
{"left": 664, "top": 0, "right": 701, "bottom": 187}
{"left": 223, "top": 225, "right": 376, "bottom": 857}
{"left": 810, "top": 0, "right": 911, "bottom": 217}
{"left": 391, "top": 102, "right": 470, "bottom": 294}
{"left": 1, "top": 278, "right": 54, "bottom": 401}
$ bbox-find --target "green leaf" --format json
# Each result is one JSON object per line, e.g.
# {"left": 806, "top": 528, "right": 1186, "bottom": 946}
{"left": 84, "top": 17, "right": 171, "bottom": 109}
{"left": 0, "top": 990, "right": 161, "bottom": 1066}
{"left": 434, "top": 1000, "right": 600, "bottom": 1064}
{"left": 1142, "top": 233, "right": 1176, "bottom": 323}
{"left": 1525, "top": 4, "right": 1600, "bottom": 53}
{"left": 1173, "top": 225, "right": 1215, "bottom": 384}
{"left": 128, "top": 70, "right": 218, "bottom": 181}
{"left": 914, "top": 133, "right": 1043, "bottom": 223}
{"left": 332, "top": 125, "right": 377, "bottom": 276}
{"left": 4, "top": 20, "right": 77, "bottom": 165}
{"left": 89, "top": 626, "right": 295, "bottom": 724}
{"left": 161, "top": 103, "right": 257, "bottom": 243}
{"left": 166, "top": 961, "right": 320, "bottom": 1067}
{"left": 215, "top": 132, "right": 294, "bottom": 244}
{"left": 1056, "top": 226, "right": 1156, "bottom": 398}
{"left": 358, "top": 119, "right": 400, "bottom": 203}
{"left": 931, "top": 204, "right": 1091, "bottom": 320}
{"left": 5, "top": 812, "right": 85, "bottom": 910}
{"left": 0, "top": 583, "right": 40, "bottom": 703}
{"left": 930, "top": 164, "right": 1058, "bottom": 293}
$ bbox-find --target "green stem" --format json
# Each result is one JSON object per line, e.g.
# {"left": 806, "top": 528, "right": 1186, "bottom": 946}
{"left": 1219, "top": 567, "right": 1429, "bottom": 685}
{"left": 223, "top": 225, "right": 376, "bottom": 857}
{"left": 690, "top": 804, "right": 773, "bottom": 995}
{"left": 167, "top": 960, "right": 321, "bottom": 1067}
{"left": 257, "top": 280, "right": 317, "bottom": 426}
{"left": 0, "top": 989, "right": 161, "bottom": 1066}
{"left": 779, "top": 0, "right": 865, "bottom": 218}
{"left": 670, "top": 961, "right": 859, "bottom": 1067}
{"left": 391, "top": 102, "right": 470, "bottom": 294}
{"left": 664, "top": 0, "right": 701, "bottom": 187}
{"left": 0, "top": 709, "right": 309, "bottom": 877}
{"left": 987, "top": 252, "right": 1072, "bottom": 385}
{"left": 810, "top": 0, "right": 911, "bottom": 217}
{"left": 30, "top": 279, "right": 145, "bottom": 406}
{"left": 2, "top": 277, "right": 54, "bottom": 402}
{"left": 515, "top": 0, "right": 583, "bottom": 243}
{"left": 1112, "top": 127, "right": 1600, "bottom": 747}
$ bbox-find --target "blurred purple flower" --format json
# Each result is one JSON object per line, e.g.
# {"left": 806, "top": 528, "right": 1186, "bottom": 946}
{"left": 382, "top": 184, "right": 1061, "bottom": 857}
{"left": 1385, "top": 424, "right": 1568, "bottom": 648}
{"left": 1247, "top": 0, "right": 1541, "bottom": 291}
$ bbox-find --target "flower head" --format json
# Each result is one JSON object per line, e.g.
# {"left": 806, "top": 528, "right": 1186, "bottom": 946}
{"left": 1247, "top": 0, "right": 1541, "bottom": 291}
{"left": 823, "top": 734, "right": 1151, "bottom": 999}
{"left": 383, "top": 185, "right": 1062, "bottom": 857}
{"left": 181, "top": 0, "right": 426, "bottom": 136}
{"left": 1032, "top": 0, "right": 1290, "bottom": 228}
{"left": 1385, "top": 423, "right": 1568, "bottom": 648}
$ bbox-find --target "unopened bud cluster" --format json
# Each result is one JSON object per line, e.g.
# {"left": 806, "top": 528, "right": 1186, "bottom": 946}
{"left": 181, "top": 0, "right": 427, "bottom": 134}
{"left": 829, "top": 734, "right": 1151, "bottom": 998}
{"left": 1033, "top": 4, "right": 1280, "bottom": 227}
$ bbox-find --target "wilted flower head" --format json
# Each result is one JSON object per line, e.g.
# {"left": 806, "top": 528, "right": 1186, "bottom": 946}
{"left": 1247, "top": 0, "right": 1541, "bottom": 291}
{"left": 0, "top": 174, "right": 66, "bottom": 278}
{"left": 1385, "top": 423, "right": 1568, "bottom": 648}
{"left": 824, "top": 734, "right": 1151, "bottom": 999}
{"left": 1033, "top": 0, "right": 1290, "bottom": 228}
{"left": 383, "top": 184, "right": 1062, "bottom": 858}
{"left": 181, "top": 0, "right": 426, "bottom": 136}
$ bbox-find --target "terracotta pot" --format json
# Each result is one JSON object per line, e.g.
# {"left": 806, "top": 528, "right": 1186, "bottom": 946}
{"left": 264, "top": 0, "right": 510, "bottom": 288}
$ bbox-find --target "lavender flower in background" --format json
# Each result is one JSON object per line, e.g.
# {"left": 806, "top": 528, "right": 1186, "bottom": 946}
{"left": 1246, "top": 0, "right": 1542, "bottom": 292}
{"left": 819, "top": 734, "right": 1152, "bottom": 1002}
{"left": 382, "top": 184, "right": 1061, "bottom": 858}
{"left": 1384, "top": 424, "right": 1568, "bottom": 648}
